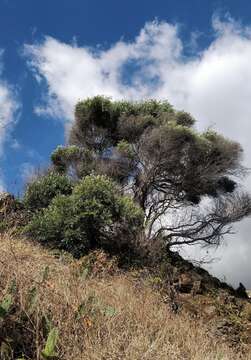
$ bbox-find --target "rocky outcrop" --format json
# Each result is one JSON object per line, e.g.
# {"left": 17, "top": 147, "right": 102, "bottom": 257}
{"left": 158, "top": 250, "right": 249, "bottom": 299}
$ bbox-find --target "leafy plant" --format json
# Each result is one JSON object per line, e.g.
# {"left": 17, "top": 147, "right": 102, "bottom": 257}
{"left": 23, "top": 172, "right": 73, "bottom": 211}
{"left": 41, "top": 327, "right": 59, "bottom": 359}
{"left": 25, "top": 175, "right": 144, "bottom": 257}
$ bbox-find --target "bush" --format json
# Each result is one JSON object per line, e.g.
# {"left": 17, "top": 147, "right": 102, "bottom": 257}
{"left": 23, "top": 172, "right": 73, "bottom": 211}
{"left": 25, "top": 175, "right": 144, "bottom": 257}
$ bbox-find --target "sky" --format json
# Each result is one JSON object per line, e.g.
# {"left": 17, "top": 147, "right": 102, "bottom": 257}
{"left": 0, "top": 0, "right": 251, "bottom": 287}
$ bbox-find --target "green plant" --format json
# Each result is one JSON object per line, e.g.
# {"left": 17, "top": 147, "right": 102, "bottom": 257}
{"left": 0, "top": 294, "right": 13, "bottom": 319}
{"left": 59, "top": 95, "right": 251, "bottom": 251}
{"left": 41, "top": 327, "right": 59, "bottom": 359}
{"left": 25, "top": 175, "right": 144, "bottom": 257}
{"left": 23, "top": 172, "right": 73, "bottom": 211}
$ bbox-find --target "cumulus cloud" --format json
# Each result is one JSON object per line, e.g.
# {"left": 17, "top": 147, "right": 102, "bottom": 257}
{"left": 24, "top": 21, "right": 181, "bottom": 120}
{"left": 24, "top": 17, "right": 251, "bottom": 287}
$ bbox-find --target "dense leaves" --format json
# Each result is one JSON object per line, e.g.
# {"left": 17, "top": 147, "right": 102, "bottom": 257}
{"left": 23, "top": 172, "right": 73, "bottom": 211}
{"left": 21, "top": 96, "right": 251, "bottom": 255}
{"left": 54, "top": 97, "right": 243, "bottom": 203}
{"left": 49, "top": 96, "right": 250, "bottom": 249}
{"left": 25, "top": 175, "right": 144, "bottom": 257}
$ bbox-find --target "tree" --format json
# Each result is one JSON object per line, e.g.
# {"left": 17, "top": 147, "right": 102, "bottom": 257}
{"left": 51, "top": 96, "right": 251, "bottom": 250}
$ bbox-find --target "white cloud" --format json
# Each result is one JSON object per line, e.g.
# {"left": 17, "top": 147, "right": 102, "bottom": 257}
{"left": 25, "top": 17, "right": 251, "bottom": 288}
{"left": 0, "top": 84, "right": 18, "bottom": 153}
{"left": 24, "top": 21, "right": 181, "bottom": 120}
{"left": 0, "top": 50, "right": 19, "bottom": 190}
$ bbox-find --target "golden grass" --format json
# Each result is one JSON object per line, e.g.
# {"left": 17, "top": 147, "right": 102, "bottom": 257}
{"left": 0, "top": 233, "right": 250, "bottom": 360}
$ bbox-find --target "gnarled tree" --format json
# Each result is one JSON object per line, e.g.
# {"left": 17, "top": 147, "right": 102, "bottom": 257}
{"left": 51, "top": 96, "right": 251, "bottom": 250}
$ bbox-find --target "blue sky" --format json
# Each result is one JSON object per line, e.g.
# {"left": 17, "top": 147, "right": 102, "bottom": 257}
{"left": 1, "top": 0, "right": 251, "bottom": 286}
{"left": 0, "top": 0, "right": 250, "bottom": 193}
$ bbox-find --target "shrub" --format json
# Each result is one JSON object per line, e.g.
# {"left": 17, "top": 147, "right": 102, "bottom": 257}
{"left": 25, "top": 175, "right": 144, "bottom": 257}
{"left": 23, "top": 172, "right": 73, "bottom": 211}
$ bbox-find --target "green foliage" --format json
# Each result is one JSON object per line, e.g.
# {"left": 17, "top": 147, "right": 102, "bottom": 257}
{"left": 63, "top": 96, "right": 251, "bottom": 250}
{"left": 176, "top": 111, "right": 195, "bottom": 127}
{"left": 75, "top": 96, "right": 173, "bottom": 125}
{"left": 51, "top": 145, "right": 81, "bottom": 173}
{"left": 51, "top": 145, "right": 93, "bottom": 177}
{"left": 117, "top": 114, "right": 158, "bottom": 142}
{"left": 41, "top": 327, "right": 59, "bottom": 359}
{"left": 117, "top": 140, "right": 134, "bottom": 159}
{"left": 70, "top": 96, "right": 174, "bottom": 150}
{"left": 0, "top": 220, "right": 9, "bottom": 233}
{"left": 0, "top": 294, "right": 13, "bottom": 319}
{"left": 69, "top": 96, "right": 243, "bottom": 204}
{"left": 25, "top": 175, "right": 144, "bottom": 257}
{"left": 19, "top": 95, "right": 249, "bottom": 255}
{"left": 23, "top": 172, "right": 73, "bottom": 211}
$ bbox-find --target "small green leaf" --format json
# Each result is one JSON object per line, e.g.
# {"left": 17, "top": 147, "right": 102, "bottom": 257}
{"left": 41, "top": 327, "right": 59, "bottom": 359}
{"left": 0, "top": 294, "right": 13, "bottom": 318}
{"left": 42, "top": 313, "right": 54, "bottom": 334}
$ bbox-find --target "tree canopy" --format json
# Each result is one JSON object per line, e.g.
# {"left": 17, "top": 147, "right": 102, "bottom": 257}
{"left": 50, "top": 96, "right": 251, "bottom": 250}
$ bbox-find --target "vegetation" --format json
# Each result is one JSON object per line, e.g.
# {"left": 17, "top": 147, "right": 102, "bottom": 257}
{"left": 25, "top": 175, "right": 144, "bottom": 257}
{"left": 50, "top": 96, "right": 251, "bottom": 252}
{"left": 23, "top": 172, "right": 73, "bottom": 211}
{"left": 1, "top": 97, "right": 251, "bottom": 359}
{"left": 0, "top": 233, "right": 250, "bottom": 359}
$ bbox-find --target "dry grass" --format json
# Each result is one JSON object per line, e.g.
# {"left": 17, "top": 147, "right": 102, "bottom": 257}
{"left": 0, "top": 233, "right": 250, "bottom": 360}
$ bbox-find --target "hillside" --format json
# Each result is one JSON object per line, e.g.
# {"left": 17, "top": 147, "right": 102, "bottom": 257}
{"left": 0, "top": 97, "right": 251, "bottom": 359}
{"left": 0, "top": 233, "right": 250, "bottom": 360}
